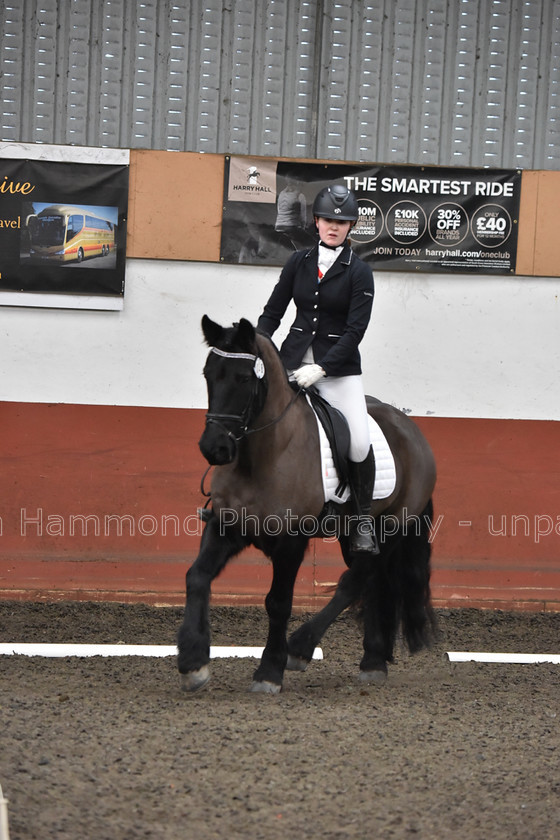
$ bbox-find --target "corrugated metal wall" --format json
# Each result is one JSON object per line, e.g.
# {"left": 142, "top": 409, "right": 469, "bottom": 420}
{"left": 1, "top": 0, "right": 560, "bottom": 168}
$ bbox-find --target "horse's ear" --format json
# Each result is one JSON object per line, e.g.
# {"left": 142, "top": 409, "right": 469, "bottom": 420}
{"left": 201, "top": 315, "right": 224, "bottom": 347}
{"left": 236, "top": 318, "right": 256, "bottom": 352}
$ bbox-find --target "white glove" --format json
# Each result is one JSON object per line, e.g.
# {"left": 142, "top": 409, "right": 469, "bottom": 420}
{"left": 293, "top": 364, "right": 325, "bottom": 388}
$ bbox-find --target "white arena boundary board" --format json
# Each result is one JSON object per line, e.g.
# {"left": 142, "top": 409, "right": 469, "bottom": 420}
{"left": 1, "top": 644, "right": 559, "bottom": 664}
{"left": 447, "top": 651, "right": 560, "bottom": 664}
{"left": 0, "top": 643, "right": 323, "bottom": 660}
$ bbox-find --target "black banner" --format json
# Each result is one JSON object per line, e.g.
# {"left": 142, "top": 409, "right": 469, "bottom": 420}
{"left": 0, "top": 157, "right": 128, "bottom": 296}
{"left": 220, "top": 157, "right": 521, "bottom": 274}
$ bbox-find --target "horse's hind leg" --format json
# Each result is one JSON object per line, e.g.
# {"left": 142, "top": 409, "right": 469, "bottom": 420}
{"left": 399, "top": 499, "right": 437, "bottom": 654}
{"left": 250, "top": 534, "right": 308, "bottom": 694}
{"left": 177, "top": 515, "right": 246, "bottom": 692}
{"left": 287, "top": 545, "right": 371, "bottom": 669}
{"left": 286, "top": 574, "right": 354, "bottom": 670}
{"left": 359, "top": 545, "right": 399, "bottom": 686}
{"left": 359, "top": 511, "right": 436, "bottom": 685}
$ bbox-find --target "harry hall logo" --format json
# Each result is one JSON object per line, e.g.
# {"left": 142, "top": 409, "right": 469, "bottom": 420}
{"left": 231, "top": 165, "right": 273, "bottom": 194}
{"left": 227, "top": 156, "right": 277, "bottom": 203}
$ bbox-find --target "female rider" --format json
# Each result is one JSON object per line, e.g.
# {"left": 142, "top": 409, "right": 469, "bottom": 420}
{"left": 257, "top": 183, "right": 378, "bottom": 555}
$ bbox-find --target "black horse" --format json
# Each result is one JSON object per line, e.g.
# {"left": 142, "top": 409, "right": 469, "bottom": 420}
{"left": 177, "top": 316, "right": 437, "bottom": 693}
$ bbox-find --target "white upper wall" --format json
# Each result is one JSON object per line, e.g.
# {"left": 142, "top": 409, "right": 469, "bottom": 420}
{"left": 0, "top": 258, "right": 558, "bottom": 421}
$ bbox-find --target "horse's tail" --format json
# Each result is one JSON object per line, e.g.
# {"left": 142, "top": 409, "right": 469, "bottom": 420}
{"left": 398, "top": 497, "right": 438, "bottom": 654}
{"left": 356, "top": 498, "right": 437, "bottom": 668}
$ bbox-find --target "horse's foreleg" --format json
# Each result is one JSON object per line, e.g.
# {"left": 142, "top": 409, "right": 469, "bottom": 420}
{"left": 177, "top": 515, "right": 246, "bottom": 692}
{"left": 250, "top": 534, "right": 308, "bottom": 694}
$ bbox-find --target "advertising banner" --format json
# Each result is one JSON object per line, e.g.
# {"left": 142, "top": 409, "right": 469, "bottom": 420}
{"left": 220, "top": 158, "right": 521, "bottom": 275}
{"left": 0, "top": 154, "right": 128, "bottom": 303}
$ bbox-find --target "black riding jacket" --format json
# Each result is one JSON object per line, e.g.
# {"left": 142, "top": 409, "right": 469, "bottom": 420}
{"left": 257, "top": 242, "right": 374, "bottom": 377}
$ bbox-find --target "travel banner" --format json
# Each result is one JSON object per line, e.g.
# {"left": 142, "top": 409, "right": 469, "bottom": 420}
{"left": 0, "top": 155, "right": 128, "bottom": 299}
{"left": 220, "top": 158, "right": 521, "bottom": 274}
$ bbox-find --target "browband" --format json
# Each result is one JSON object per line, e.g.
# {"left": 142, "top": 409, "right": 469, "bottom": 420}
{"left": 210, "top": 346, "right": 265, "bottom": 379}
{"left": 210, "top": 347, "right": 257, "bottom": 362}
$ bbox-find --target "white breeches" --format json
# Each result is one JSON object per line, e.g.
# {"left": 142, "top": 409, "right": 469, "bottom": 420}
{"left": 314, "top": 375, "right": 371, "bottom": 462}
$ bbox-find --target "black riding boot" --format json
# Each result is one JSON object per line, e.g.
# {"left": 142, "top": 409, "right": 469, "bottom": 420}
{"left": 348, "top": 446, "right": 380, "bottom": 555}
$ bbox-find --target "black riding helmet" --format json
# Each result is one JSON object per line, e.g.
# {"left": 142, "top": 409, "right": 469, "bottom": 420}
{"left": 312, "top": 184, "right": 359, "bottom": 222}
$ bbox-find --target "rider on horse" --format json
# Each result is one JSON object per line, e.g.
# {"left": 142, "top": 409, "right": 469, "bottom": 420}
{"left": 258, "top": 183, "right": 379, "bottom": 555}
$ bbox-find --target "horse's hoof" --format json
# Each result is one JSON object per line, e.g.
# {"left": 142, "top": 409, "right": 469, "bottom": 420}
{"left": 286, "top": 654, "right": 309, "bottom": 672}
{"left": 249, "top": 680, "right": 282, "bottom": 695}
{"left": 359, "top": 668, "right": 387, "bottom": 687}
{"left": 181, "top": 665, "right": 211, "bottom": 693}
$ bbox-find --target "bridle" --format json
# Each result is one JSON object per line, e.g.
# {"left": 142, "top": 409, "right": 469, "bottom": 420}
{"left": 204, "top": 346, "right": 301, "bottom": 441}
{"left": 205, "top": 347, "right": 266, "bottom": 441}
{"left": 200, "top": 345, "right": 303, "bottom": 509}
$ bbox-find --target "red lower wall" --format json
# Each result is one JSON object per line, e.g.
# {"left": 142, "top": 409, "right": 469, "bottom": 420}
{"left": 0, "top": 402, "right": 559, "bottom": 611}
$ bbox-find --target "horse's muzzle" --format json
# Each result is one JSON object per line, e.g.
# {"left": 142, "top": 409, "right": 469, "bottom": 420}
{"left": 198, "top": 425, "right": 237, "bottom": 465}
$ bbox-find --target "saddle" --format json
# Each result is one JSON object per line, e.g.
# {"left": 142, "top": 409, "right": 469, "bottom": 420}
{"left": 292, "top": 382, "right": 351, "bottom": 497}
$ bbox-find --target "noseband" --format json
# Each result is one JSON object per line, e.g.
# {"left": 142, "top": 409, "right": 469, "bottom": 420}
{"left": 205, "top": 346, "right": 267, "bottom": 441}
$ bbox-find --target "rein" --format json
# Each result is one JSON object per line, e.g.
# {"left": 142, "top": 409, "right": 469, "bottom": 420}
{"left": 244, "top": 386, "right": 301, "bottom": 436}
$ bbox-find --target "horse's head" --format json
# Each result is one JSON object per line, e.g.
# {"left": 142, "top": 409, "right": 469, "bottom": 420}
{"left": 198, "top": 315, "right": 269, "bottom": 465}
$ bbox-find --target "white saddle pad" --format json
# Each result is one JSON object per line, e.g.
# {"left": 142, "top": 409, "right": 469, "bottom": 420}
{"left": 311, "top": 406, "right": 397, "bottom": 504}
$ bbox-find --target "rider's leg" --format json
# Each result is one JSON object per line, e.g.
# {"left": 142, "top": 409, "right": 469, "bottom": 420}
{"left": 315, "top": 375, "right": 379, "bottom": 555}
{"left": 347, "top": 445, "right": 379, "bottom": 554}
